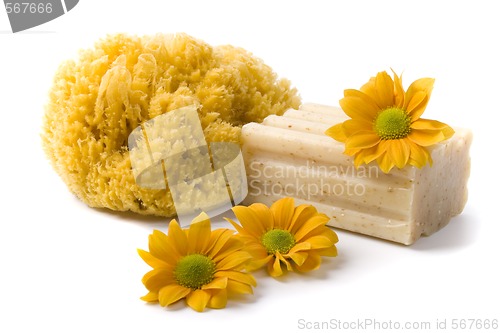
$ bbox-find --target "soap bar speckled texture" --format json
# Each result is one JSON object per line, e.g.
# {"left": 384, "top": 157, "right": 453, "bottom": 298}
{"left": 241, "top": 103, "right": 472, "bottom": 245}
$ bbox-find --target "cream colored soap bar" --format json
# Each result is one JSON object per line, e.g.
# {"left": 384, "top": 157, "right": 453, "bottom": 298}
{"left": 241, "top": 103, "right": 472, "bottom": 245}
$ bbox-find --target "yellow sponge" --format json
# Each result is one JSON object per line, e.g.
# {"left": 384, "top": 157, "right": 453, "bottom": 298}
{"left": 42, "top": 33, "right": 300, "bottom": 217}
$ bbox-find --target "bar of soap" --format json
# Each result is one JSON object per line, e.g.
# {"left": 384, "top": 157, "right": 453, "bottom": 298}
{"left": 241, "top": 103, "right": 472, "bottom": 245}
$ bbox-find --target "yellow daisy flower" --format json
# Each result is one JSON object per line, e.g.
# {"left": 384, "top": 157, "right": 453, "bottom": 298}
{"left": 326, "top": 70, "right": 455, "bottom": 173}
{"left": 138, "top": 213, "right": 256, "bottom": 312}
{"left": 226, "top": 197, "right": 338, "bottom": 277}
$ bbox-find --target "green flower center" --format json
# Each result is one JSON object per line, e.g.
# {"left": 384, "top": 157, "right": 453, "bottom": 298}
{"left": 261, "top": 229, "right": 296, "bottom": 254}
{"left": 174, "top": 254, "right": 216, "bottom": 289}
{"left": 374, "top": 107, "right": 411, "bottom": 140}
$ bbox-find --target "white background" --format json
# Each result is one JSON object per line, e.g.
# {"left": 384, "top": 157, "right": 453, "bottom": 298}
{"left": 1, "top": 1, "right": 498, "bottom": 332}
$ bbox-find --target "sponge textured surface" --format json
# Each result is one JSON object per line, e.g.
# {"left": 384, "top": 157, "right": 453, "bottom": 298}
{"left": 42, "top": 33, "right": 300, "bottom": 217}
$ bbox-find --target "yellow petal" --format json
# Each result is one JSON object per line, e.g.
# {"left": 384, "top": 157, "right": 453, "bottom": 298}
{"left": 315, "top": 245, "right": 338, "bottom": 257}
{"left": 202, "top": 277, "right": 228, "bottom": 290}
{"left": 374, "top": 71, "right": 395, "bottom": 109}
{"left": 404, "top": 77, "right": 434, "bottom": 120}
{"left": 212, "top": 238, "right": 244, "bottom": 263}
{"left": 140, "top": 291, "right": 158, "bottom": 303}
{"left": 405, "top": 91, "right": 428, "bottom": 121}
{"left": 277, "top": 251, "right": 292, "bottom": 271}
{"left": 376, "top": 151, "right": 395, "bottom": 173}
{"left": 167, "top": 220, "right": 188, "bottom": 256}
{"left": 325, "top": 123, "right": 347, "bottom": 142}
{"left": 295, "top": 252, "right": 322, "bottom": 272}
{"left": 148, "top": 229, "right": 180, "bottom": 266}
{"left": 340, "top": 93, "right": 380, "bottom": 123}
{"left": 270, "top": 197, "right": 295, "bottom": 230}
{"left": 158, "top": 284, "right": 191, "bottom": 307}
{"left": 407, "top": 139, "right": 431, "bottom": 168}
{"left": 186, "top": 289, "right": 211, "bottom": 312}
{"left": 137, "top": 249, "right": 171, "bottom": 269}
{"left": 207, "top": 288, "right": 227, "bottom": 309}
{"left": 288, "top": 251, "right": 308, "bottom": 266}
{"left": 391, "top": 69, "right": 405, "bottom": 108}
{"left": 214, "top": 270, "right": 257, "bottom": 287}
{"left": 342, "top": 118, "right": 373, "bottom": 136}
{"left": 361, "top": 140, "right": 389, "bottom": 164}
{"left": 231, "top": 204, "right": 270, "bottom": 238}
{"left": 345, "top": 130, "right": 381, "bottom": 150}
{"left": 203, "top": 228, "right": 234, "bottom": 257}
{"left": 187, "top": 213, "right": 211, "bottom": 253}
{"left": 387, "top": 139, "right": 410, "bottom": 169}
{"left": 360, "top": 76, "right": 377, "bottom": 99}
{"left": 246, "top": 254, "right": 273, "bottom": 271}
{"left": 288, "top": 204, "right": 318, "bottom": 234}
{"left": 412, "top": 118, "right": 455, "bottom": 140}
{"left": 142, "top": 268, "right": 175, "bottom": 293}
{"left": 269, "top": 256, "right": 284, "bottom": 277}
{"left": 294, "top": 214, "right": 330, "bottom": 242}
{"left": 288, "top": 241, "right": 312, "bottom": 253}
{"left": 304, "top": 235, "right": 334, "bottom": 249}
{"left": 216, "top": 251, "right": 253, "bottom": 270}
{"left": 227, "top": 279, "right": 254, "bottom": 295}
{"left": 408, "top": 129, "right": 445, "bottom": 146}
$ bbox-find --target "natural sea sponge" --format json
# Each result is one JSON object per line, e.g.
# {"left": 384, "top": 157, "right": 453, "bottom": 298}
{"left": 42, "top": 33, "right": 300, "bottom": 217}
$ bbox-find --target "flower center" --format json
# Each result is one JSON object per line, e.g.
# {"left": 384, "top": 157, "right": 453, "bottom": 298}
{"left": 374, "top": 107, "right": 411, "bottom": 140}
{"left": 174, "top": 254, "right": 216, "bottom": 289}
{"left": 261, "top": 229, "right": 296, "bottom": 254}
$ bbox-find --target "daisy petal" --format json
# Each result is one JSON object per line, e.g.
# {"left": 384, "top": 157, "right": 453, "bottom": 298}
{"left": 294, "top": 214, "right": 330, "bottom": 242}
{"left": 377, "top": 151, "right": 395, "bottom": 173}
{"left": 325, "top": 123, "right": 346, "bottom": 142}
{"left": 203, "top": 228, "right": 234, "bottom": 257}
{"left": 305, "top": 235, "right": 335, "bottom": 249}
{"left": 246, "top": 254, "right": 273, "bottom": 271}
{"left": 361, "top": 140, "right": 390, "bottom": 164}
{"left": 270, "top": 197, "right": 295, "bottom": 229}
{"left": 288, "top": 251, "right": 308, "bottom": 266}
{"left": 231, "top": 204, "right": 270, "bottom": 238}
{"left": 212, "top": 238, "right": 245, "bottom": 263}
{"left": 227, "top": 279, "right": 254, "bottom": 295}
{"left": 207, "top": 288, "right": 227, "bottom": 309}
{"left": 342, "top": 119, "right": 373, "bottom": 136}
{"left": 392, "top": 70, "right": 405, "bottom": 108}
{"left": 140, "top": 291, "right": 159, "bottom": 302}
{"left": 316, "top": 245, "right": 338, "bottom": 257}
{"left": 374, "top": 71, "right": 395, "bottom": 109}
{"left": 269, "top": 256, "right": 283, "bottom": 277}
{"left": 405, "top": 91, "right": 428, "bottom": 121}
{"left": 387, "top": 139, "right": 410, "bottom": 169}
{"left": 142, "top": 268, "right": 174, "bottom": 292}
{"left": 187, "top": 213, "right": 211, "bottom": 253}
{"left": 158, "top": 284, "right": 191, "bottom": 307}
{"left": 214, "top": 270, "right": 257, "bottom": 287}
{"left": 404, "top": 77, "right": 434, "bottom": 120}
{"left": 217, "top": 251, "right": 252, "bottom": 270}
{"left": 408, "top": 129, "right": 445, "bottom": 146}
{"left": 186, "top": 289, "right": 211, "bottom": 312}
{"left": 202, "top": 277, "right": 228, "bottom": 290}
{"left": 345, "top": 131, "right": 381, "bottom": 150}
{"left": 149, "top": 230, "right": 179, "bottom": 266}
{"left": 167, "top": 220, "right": 188, "bottom": 256}
{"left": 137, "top": 249, "right": 170, "bottom": 269}
{"left": 295, "top": 252, "right": 322, "bottom": 272}
{"left": 407, "top": 140, "right": 431, "bottom": 168}
{"left": 340, "top": 93, "right": 379, "bottom": 123}
{"left": 288, "top": 204, "right": 318, "bottom": 234}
